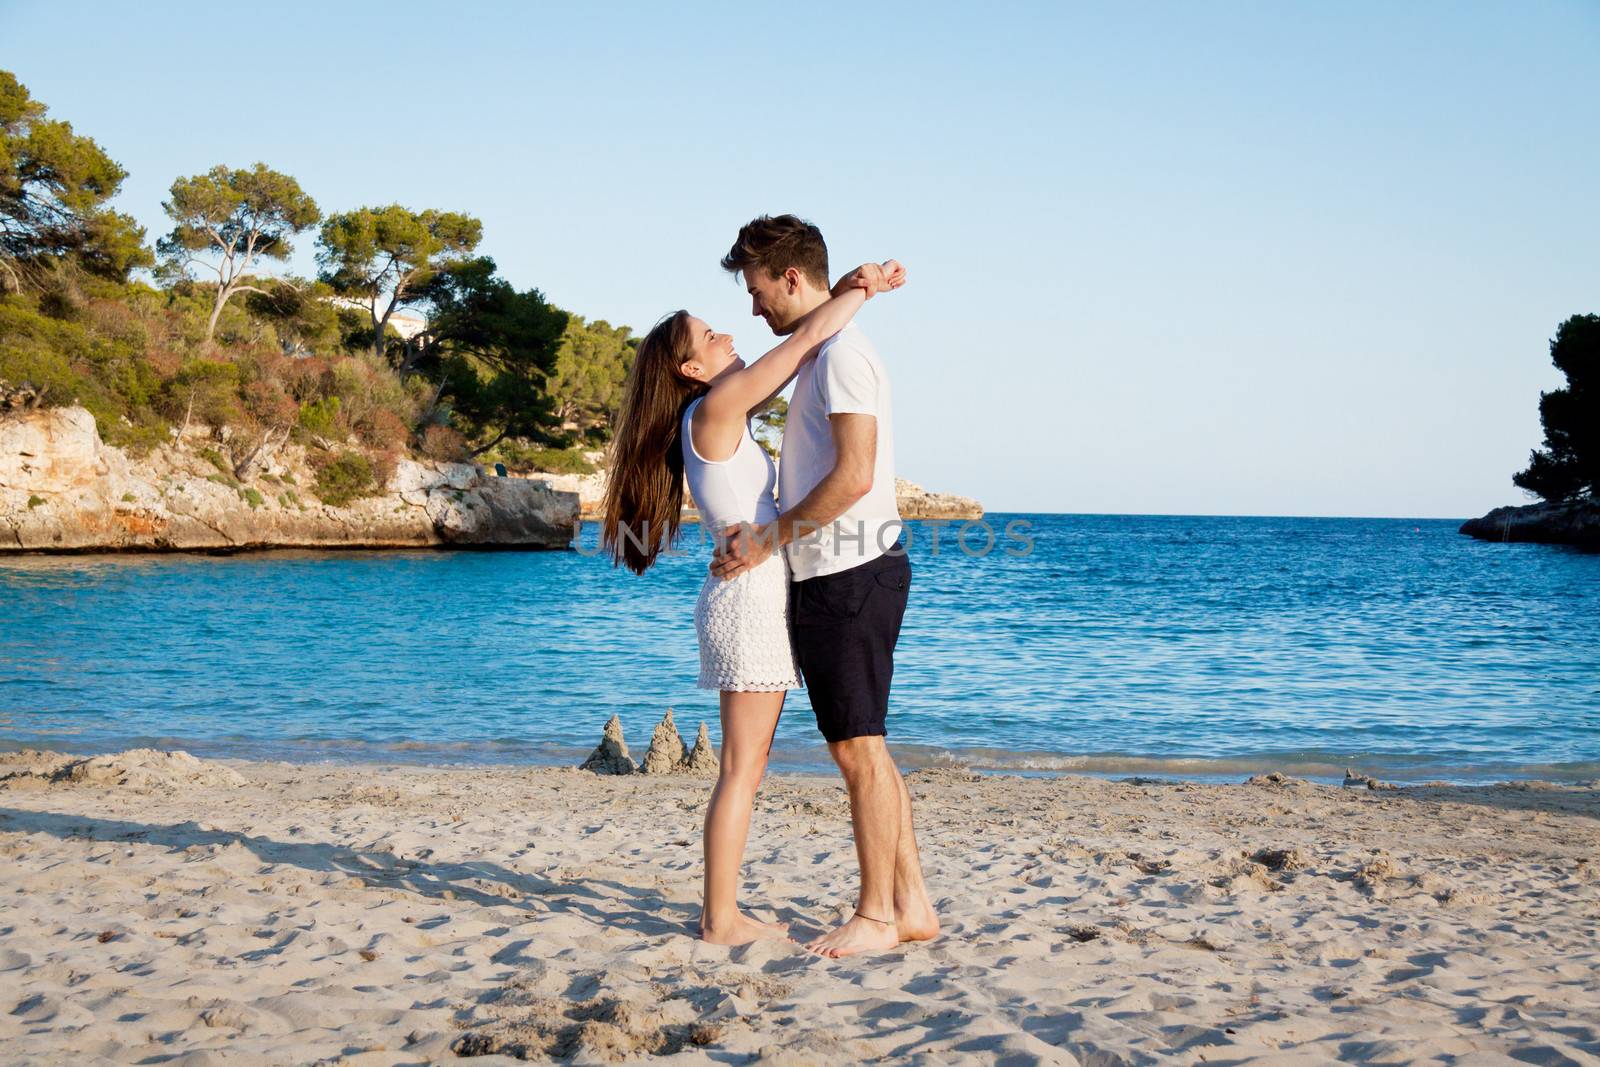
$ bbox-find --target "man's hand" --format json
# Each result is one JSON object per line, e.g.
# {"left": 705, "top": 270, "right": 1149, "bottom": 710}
{"left": 710, "top": 521, "right": 776, "bottom": 580}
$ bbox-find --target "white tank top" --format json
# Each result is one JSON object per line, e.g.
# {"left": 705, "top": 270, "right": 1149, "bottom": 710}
{"left": 681, "top": 395, "right": 780, "bottom": 531}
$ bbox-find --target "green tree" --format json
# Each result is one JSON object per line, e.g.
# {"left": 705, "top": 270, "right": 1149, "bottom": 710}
{"left": 415, "top": 256, "right": 569, "bottom": 454}
{"left": 161, "top": 359, "right": 241, "bottom": 435}
{"left": 547, "top": 314, "right": 635, "bottom": 437}
{"left": 315, "top": 204, "right": 481, "bottom": 361}
{"left": 752, "top": 395, "right": 787, "bottom": 457}
{"left": 1513, "top": 313, "right": 1599, "bottom": 502}
{"left": 0, "top": 69, "right": 150, "bottom": 291}
{"left": 243, "top": 276, "right": 347, "bottom": 356}
{"left": 156, "top": 163, "right": 321, "bottom": 343}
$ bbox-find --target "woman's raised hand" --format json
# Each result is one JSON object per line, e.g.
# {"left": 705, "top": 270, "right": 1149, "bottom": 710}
{"left": 832, "top": 260, "right": 906, "bottom": 300}
{"left": 880, "top": 259, "right": 905, "bottom": 293}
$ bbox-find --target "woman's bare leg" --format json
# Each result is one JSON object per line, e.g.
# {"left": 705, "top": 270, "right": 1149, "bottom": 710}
{"left": 700, "top": 688, "right": 789, "bottom": 945}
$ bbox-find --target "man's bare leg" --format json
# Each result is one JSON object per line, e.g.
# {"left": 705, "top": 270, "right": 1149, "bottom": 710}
{"left": 890, "top": 770, "right": 939, "bottom": 942}
{"left": 805, "top": 735, "right": 902, "bottom": 958}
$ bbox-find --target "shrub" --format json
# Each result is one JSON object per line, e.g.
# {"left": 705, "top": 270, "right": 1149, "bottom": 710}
{"left": 27, "top": 495, "right": 45, "bottom": 509}
{"left": 495, "top": 439, "right": 596, "bottom": 475}
{"left": 280, "top": 354, "right": 331, "bottom": 403}
{"left": 296, "top": 395, "right": 341, "bottom": 438}
{"left": 240, "top": 487, "right": 265, "bottom": 509}
{"left": 364, "top": 406, "right": 412, "bottom": 452}
{"left": 418, "top": 423, "right": 470, "bottom": 462}
{"left": 162, "top": 359, "right": 241, "bottom": 430}
{"left": 0, "top": 295, "right": 167, "bottom": 452}
{"left": 324, "top": 353, "right": 418, "bottom": 449}
{"left": 0, "top": 299, "right": 95, "bottom": 403}
{"left": 311, "top": 450, "right": 377, "bottom": 507}
{"left": 101, "top": 412, "right": 170, "bottom": 455}
{"left": 240, "top": 376, "right": 297, "bottom": 428}
{"left": 370, "top": 447, "right": 400, "bottom": 494}
{"left": 198, "top": 447, "right": 231, "bottom": 475}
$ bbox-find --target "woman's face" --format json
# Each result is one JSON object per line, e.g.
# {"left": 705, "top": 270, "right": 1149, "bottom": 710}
{"left": 681, "top": 316, "right": 743, "bottom": 383}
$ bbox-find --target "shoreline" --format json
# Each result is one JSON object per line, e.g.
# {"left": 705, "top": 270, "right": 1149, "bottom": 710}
{"left": 4, "top": 737, "right": 1597, "bottom": 789}
{"left": 1, "top": 746, "right": 1595, "bottom": 1063}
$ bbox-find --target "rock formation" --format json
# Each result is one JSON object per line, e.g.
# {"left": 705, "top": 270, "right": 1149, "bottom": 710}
{"left": 893, "top": 478, "right": 984, "bottom": 519}
{"left": 579, "top": 715, "right": 636, "bottom": 775}
{"left": 533, "top": 453, "right": 609, "bottom": 520}
{"left": 1343, "top": 768, "right": 1398, "bottom": 791}
{"left": 0, "top": 381, "right": 45, "bottom": 412}
{"left": 0, "top": 405, "right": 579, "bottom": 552}
{"left": 1459, "top": 496, "right": 1600, "bottom": 547}
{"left": 641, "top": 709, "right": 687, "bottom": 775}
{"left": 0, "top": 748, "right": 247, "bottom": 792}
{"left": 1245, "top": 772, "right": 1311, "bottom": 789}
{"left": 679, "top": 722, "right": 719, "bottom": 777}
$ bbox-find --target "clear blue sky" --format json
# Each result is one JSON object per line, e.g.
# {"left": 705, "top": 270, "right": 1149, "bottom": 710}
{"left": 6, "top": 1, "right": 1597, "bottom": 517}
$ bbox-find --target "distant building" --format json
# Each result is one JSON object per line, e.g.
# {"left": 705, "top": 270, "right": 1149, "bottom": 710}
{"left": 326, "top": 296, "right": 429, "bottom": 341}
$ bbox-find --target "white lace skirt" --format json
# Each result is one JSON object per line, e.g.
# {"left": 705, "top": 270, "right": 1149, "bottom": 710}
{"left": 694, "top": 552, "right": 803, "bottom": 692}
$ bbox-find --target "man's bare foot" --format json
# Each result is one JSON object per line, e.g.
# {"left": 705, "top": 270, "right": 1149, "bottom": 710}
{"left": 895, "top": 893, "right": 940, "bottom": 943}
{"left": 699, "top": 912, "right": 790, "bottom": 946}
{"left": 804, "top": 911, "right": 900, "bottom": 958}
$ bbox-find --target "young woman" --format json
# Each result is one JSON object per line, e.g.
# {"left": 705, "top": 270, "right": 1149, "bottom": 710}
{"left": 602, "top": 259, "right": 904, "bottom": 945}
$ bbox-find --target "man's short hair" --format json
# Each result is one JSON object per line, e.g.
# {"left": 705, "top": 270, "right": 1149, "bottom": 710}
{"left": 721, "top": 214, "right": 830, "bottom": 290}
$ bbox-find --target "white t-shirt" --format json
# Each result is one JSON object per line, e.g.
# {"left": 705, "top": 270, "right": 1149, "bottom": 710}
{"left": 778, "top": 322, "right": 902, "bottom": 581}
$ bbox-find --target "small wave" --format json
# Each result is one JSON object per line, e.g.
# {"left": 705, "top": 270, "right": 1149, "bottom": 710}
{"left": 8, "top": 730, "right": 1598, "bottom": 786}
{"left": 880, "top": 743, "right": 1600, "bottom": 785}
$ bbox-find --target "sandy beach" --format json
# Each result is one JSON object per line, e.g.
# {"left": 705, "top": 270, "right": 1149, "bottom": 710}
{"left": 1, "top": 747, "right": 1597, "bottom": 1065}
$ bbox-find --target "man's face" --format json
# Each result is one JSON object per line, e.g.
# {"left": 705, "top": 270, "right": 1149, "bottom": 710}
{"left": 745, "top": 267, "right": 805, "bottom": 336}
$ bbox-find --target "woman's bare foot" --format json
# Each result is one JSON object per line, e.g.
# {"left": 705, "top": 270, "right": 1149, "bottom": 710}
{"left": 804, "top": 912, "right": 900, "bottom": 958}
{"left": 699, "top": 911, "right": 790, "bottom": 946}
{"left": 895, "top": 893, "right": 940, "bottom": 943}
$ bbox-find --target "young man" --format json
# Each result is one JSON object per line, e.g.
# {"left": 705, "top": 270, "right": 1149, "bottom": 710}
{"left": 710, "top": 214, "right": 938, "bottom": 958}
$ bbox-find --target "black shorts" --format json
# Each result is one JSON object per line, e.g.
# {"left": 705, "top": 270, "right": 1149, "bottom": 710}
{"left": 789, "top": 545, "right": 911, "bottom": 744}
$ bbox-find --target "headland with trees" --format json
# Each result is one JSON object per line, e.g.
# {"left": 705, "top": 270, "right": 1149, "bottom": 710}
{"left": 0, "top": 69, "right": 838, "bottom": 549}
{"left": 0, "top": 68, "right": 652, "bottom": 488}
{"left": 1460, "top": 314, "right": 1598, "bottom": 546}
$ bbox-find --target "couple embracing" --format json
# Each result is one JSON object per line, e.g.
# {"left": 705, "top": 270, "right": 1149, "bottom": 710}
{"left": 601, "top": 215, "right": 937, "bottom": 959}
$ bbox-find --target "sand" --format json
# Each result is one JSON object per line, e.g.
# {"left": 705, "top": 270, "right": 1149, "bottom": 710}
{"left": 1, "top": 747, "right": 1597, "bottom": 1065}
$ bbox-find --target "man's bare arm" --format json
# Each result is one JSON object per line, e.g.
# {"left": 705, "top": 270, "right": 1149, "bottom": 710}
{"left": 769, "top": 413, "right": 876, "bottom": 547}
{"left": 709, "top": 413, "right": 876, "bottom": 579}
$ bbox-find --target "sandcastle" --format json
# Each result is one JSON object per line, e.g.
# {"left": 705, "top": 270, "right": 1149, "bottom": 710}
{"left": 580, "top": 711, "right": 718, "bottom": 777}
{"left": 641, "top": 709, "right": 686, "bottom": 774}
{"left": 579, "top": 715, "right": 637, "bottom": 775}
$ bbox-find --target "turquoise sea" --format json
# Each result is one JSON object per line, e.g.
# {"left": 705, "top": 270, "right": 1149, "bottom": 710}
{"left": 2, "top": 515, "right": 1597, "bottom": 784}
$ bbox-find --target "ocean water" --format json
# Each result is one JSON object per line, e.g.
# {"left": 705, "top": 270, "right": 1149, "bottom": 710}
{"left": 1, "top": 515, "right": 1597, "bottom": 784}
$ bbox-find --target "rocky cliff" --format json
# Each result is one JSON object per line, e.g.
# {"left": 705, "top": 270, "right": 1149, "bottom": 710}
{"left": 1459, "top": 497, "right": 1600, "bottom": 547}
{"left": 0, "top": 405, "right": 579, "bottom": 553}
{"left": 891, "top": 478, "right": 985, "bottom": 520}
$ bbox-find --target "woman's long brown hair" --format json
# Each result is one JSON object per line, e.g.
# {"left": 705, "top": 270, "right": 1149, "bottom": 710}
{"left": 602, "top": 310, "right": 705, "bottom": 574}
